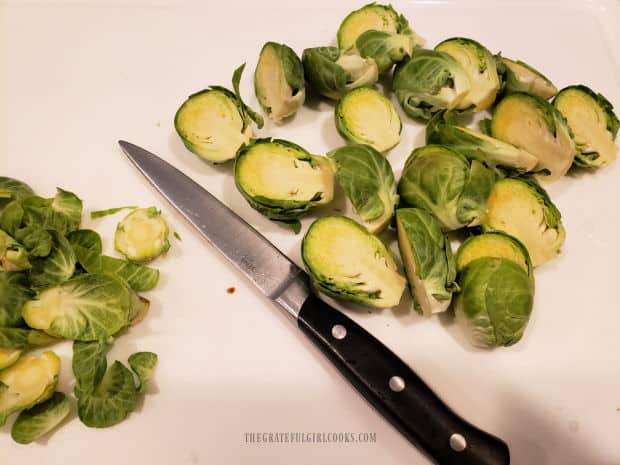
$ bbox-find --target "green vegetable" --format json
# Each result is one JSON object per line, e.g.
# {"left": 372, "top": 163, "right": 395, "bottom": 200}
{"left": 14, "top": 225, "right": 53, "bottom": 258}
{"left": 0, "top": 349, "right": 21, "bottom": 370}
{"left": 301, "top": 47, "right": 378, "bottom": 100}
{"left": 491, "top": 92, "right": 575, "bottom": 181}
{"left": 553, "top": 85, "right": 619, "bottom": 168}
{"left": 174, "top": 63, "right": 264, "bottom": 163}
{"left": 0, "top": 229, "right": 30, "bottom": 271}
{"left": 90, "top": 206, "right": 137, "bottom": 219}
{"left": 234, "top": 138, "right": 334, "bottom": 233}
{"left": 0, "top": 201, "right": 26, "bottom": 237}
{"left": 100, "top": 256, "right": 160, "bottom": 292}
{"left": 483, "top": 177, "right": 565, "bottom": 267}
{"left": 301, "top": 216, "right": 406, "bottom": 308}
{"left": 456, "top": 232, "right": 533, "bottom": 278}
{"left": 29, "top": 230, "right": 77, "bottom": 289}
{"left": 0, "top": 271, "right": 33, "bottom": 327}
{"left": 327, "top": 144, "right": 398, "bottom": 233}
{"left": 454, "top": 257, "right": 533, "bottom": 348}
{"left": 426, "top": 111, "right": 539, "bottom": 171}
{"left": 335, "top": 87, "right": 401, "bottom": 153}
{"left": 11, "top": 392, "right": 71, "bottom": 444}
{"left": 67, "top": 229, "right": 103, "bottom": 273}
{"left": 173, "top": 231, "right": 181, "bottom": 241}
{"left": 72, "top": 339, "right": 109, "bottom": 397}
{"left": 0, "top": 328, "right": 59, "bottom": 350}
{"left": 396, "top": 208, "right": 457, "bottom": 315}
{"left": 497, "top": 55, "right": 557, "bottom": 99}
{"left": 128, "top": 352, "right": 157, "bottom": 393}
{"left": 392, "top": 49, "right": 471, "bottom": 120}
{"left": 22, "top": 273, "right": 132, "bottom": 341}
{"left": 21, "top": 188, "right": 82, "bottom": 236}
{"left": 398, "top": 145, "right": 496, "bottom": 231}
{"left": 0, "top": 177, "right": 34, "bottom": 213}
{"left": 114, "top": 207, "right": 170, "bottom": 262}
{"left": 254, "top": 42, "right": 305, "bottom": 122}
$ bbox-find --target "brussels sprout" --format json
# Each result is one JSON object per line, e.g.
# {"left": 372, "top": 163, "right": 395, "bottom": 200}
{"left": 497, "top": 55, "right": 557, "bottom": 99}
{"left": 0, "top": 177, "right": 34, "bottom": 213}
{"left": 114, "top": 207, "right": 170, "bottom": 262}
{"left": 435, "top": 38, "right": 500, "bottom": 112}
{"left": 455, "top": 257, "right": 533, "bottom": 348}
{"left": 482, "top": 178, "right": 565, "bottom": 267}
{"left": 21, "top": 188, "right": 82, "bottom": 236}
{"left": 175, "top": 63, "right": 263, "bottom": 163}
{"left": 553, "top": 85, "right": 619, "bottom": 168}
{"left": 392, "top": 49, "right": 471, "bottom": 120}
{"left": 398, "top": 145, "right": 496, "bottom": 231}
{"left": 235, "top": 139, "right": 334, "bottom": 233}
{"left": 302, "top": 47, "right": 378, "bottom": 100}
{"left": 0, "top": 327, "right": 59, "bottom": 350}
{"left": 0, "top": 229, "right": 30, "bottom": 271}
{"left": 0, "top": 349, "right": 21, "bottom": 370}
{"left": 254, "top": 42, "right": 305, "bottom": 122}
{"left": 426, "top": 111, "right": 539, "bottom": 171}
{"left": 11, "top": 391, "right": 71, "bottom": 444}
{"left": 22, "top": 273, "right": 131, "bottom": 341}
{"left": 101, "top": 255, "right": 159, "bottom": 292}
{"left": 327, "top": 144, "right": 398, "bottom": 233}
{"left": 0, "top": 271, "right": 33, "bottom": 327}
{"left": 456, "top": 232, "right": 533, "bottom": 278}
{"left": 29, "top": 230, "right": 77, "bottom": 289}
{"left": 491, "top": 92, "right": 576, "bottom": 181}
{"left": 67, "top": 229, "right": 103, "bottom": 273}
{"left": 301, "top": 216, "right": 406, "bottom": 308}
{"left": 335, "top": 87, "right": 401, "bottom": 153}
{"left": 396, "top": 208, "right": 458, "bottom": 315}
{"left": 128, "top": 352, "right": 158, "bottom": 393}
{"left": 0, "top": 351, "right": 60, "bottom": 426}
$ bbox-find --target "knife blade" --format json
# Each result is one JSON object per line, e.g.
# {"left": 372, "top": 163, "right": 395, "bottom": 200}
{"left": 119, "top": 140, "right": 510, "bottom": 465}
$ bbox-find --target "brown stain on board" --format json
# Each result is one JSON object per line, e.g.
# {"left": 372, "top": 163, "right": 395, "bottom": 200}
{"left": 226, "top": 287, "right": 236, "bottom": 294}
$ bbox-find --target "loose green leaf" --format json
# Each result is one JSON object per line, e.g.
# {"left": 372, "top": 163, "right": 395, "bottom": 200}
{"left": 90, "top": 206, "right": 137, "bottom": 219}
{"left": 0, "top": 271, "right": 33, "bottom": 327}
{"left": 67, "top": 229, "right": 103, "bottom": 273}
{"left": 0, "top": 328, "right": 59, "bottom": 350}
{"left": 0, "top": 177, "right": 34, "bottom": 213}
{"left": 0, "top": 229, "right": 30, "bottom": 271}
{"left": 21, "top": 188, "right": 83, "bottom": 235}
{"left": 128, "top": 352, "right": 158, "bottom": 393}
{"left": 100, "top": 256, "right": 159, "bottom": 292}
{"left": 14, "top": 225, "right": 53, "bottom": 258}
{"left": 29, "top": 230, "right": 77, "bottom": 289}
{"left": 72, "top": 339, "right": 110, "bottom": 397}
{"left": 231, "top": 63, "right": 264, "bottom": 129}
{"left": 173, "top": 231, "right": 181, "bottom": 241}
{"left": 0, "top": 201, "right": 25, "bottom": 236}
{"left": 11, "top": 392, "right": 71, "bottom": 444}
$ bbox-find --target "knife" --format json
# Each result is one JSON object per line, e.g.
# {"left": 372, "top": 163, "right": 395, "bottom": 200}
{"left": 119, "top": 140, "right": 510, "bottom": 465}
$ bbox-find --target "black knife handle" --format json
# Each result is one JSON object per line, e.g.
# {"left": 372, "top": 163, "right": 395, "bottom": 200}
{"left": 297, "top": 293, "right": 510, "bottom": 465}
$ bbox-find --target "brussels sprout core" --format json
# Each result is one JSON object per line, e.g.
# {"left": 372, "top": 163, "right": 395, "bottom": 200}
{"left": 115, "top": 207, "right": 170, "bottom": 262}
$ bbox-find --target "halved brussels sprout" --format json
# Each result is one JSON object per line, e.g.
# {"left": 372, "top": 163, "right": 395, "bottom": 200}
{"left": 393, "top": 49, "right": 470, "bottom": 120}
{"left": 11, "top": 391, "right": 71, "bottom": 444}
{"left": 338, "top": 3, "right": 400, "bottom": 50}
{"left": 254, "top": 42, "right": 305, "bottom": 122}
{"left": 114, "top": 207, "right": 170, "bottom": 262}
{"left": 235, "top": 138, "right": 334, "bottom": 233}
{"left": 0, "top": 229, "right": 30, "bottom": 271}
{"left": 0, "top": 351, "right": 60, "bottom": 426}
{"left": 398, "top": 145, "right": 496, "bottom": 231}
{"left": 22, "top": 273, "right": 131, "bottom": 341}
{"left": 497, "top": 55, "right": 557, "bottom": 99}
{"left": 455, "top": 257, "right": 533, "bottom": 348}
{"left": 553, "top": 85, "right": 619, "bottom": 168}
{"left": 302, "top": 216, "right": 406, "bottom": 308}
{"left": 0, "top": 271, "right": 33, "bottom": 327}
{"left": 327, "top": 144, "right": 398, "bottom": 233}
{"left": 175, "top": 64, "right": 263, "bottom": 163}
{"left": 482, "top": 178, "right": 565, "bottom": 267}
{"left": 335, "top": 87, "right": 401, "bottom": 153}
{"left": 302, "top": 47, "right": 378, "bottom": 100}
{"left": 491, "top": 92, "right": 576, "bottom": 181}
{"left": 435, "top": 38, "right": 500, "bottom": 112}
{"left": 426, "top": 111, "right": 539, "bottom": 171}
{"left": 456, "top": 232, "right": 533, "bottom": 278}
{"left": 0, "top": 177, "right": 34, "bottom": 213}
{"left": 396, "top": 208, "right": 457, "bottom": 315}
{"left": 0, "top": 349, "right": 21, "bottom": 370}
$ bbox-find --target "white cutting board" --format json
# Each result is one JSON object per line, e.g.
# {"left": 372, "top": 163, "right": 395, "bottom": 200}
{"left": 1, "top": 0, "right": 619, "bottom": 464}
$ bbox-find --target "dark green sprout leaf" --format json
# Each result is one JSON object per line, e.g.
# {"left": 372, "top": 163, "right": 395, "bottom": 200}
{"left": 479, "top": 118, "right": 493, "bottom": 136}
{"left": 0, "top": 201, "right": 25, "bottom": 237}
{"left": 232, "top": 63, "right": 264, "bottom": 129}
{"left": 356, "top": 30, "right": 413, "bottom": 73}
{"left": 72, "top": 339, "right": 110, "bottom": 397}
{"left": 100, "top": 255, "right": 159, "bottom": 292}
{"left": 11, "top": 392, "right": 71, "bottom": 444}
{"left": 21, "top": 188, "right": 83, "bottom": 235}
{"left": 128, "top": 352, "right": 158, "bottom": 393}
{"left": 14, "top": 225, "right": 53, "bottom": 258}
{"left": 0, "top": 177, "right": 35, "bottom": 213}
{"left": 90, "top": 206, "right": 137, "bottom": 219}
{"left": 0, "top": 328, "right": 59, "bottom": 350}
{"left": 0, "top": 229, "right": 30, "bottom": 271}
{"left": 0, "top": 271, "right": 33, "bottom": 327}
{"left": 67, "top": 229, "right": 103, "bottom": 273}
{"left": 29, "top": 230, "right": 77, "bottom": 289}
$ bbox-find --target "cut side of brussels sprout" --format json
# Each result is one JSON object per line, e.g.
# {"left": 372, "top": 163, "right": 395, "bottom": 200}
{"left": 302, "top": 216, "right": 406, "bottom": 308}
{"left": 435, "top": 38, "right": 500, "bottom": 112}
{"left": 0, "top": 351, "right": 60, "bottom": 426}
{"left": 335, "top": 87, "right": 401, "bottom": 153}
{"left": 455, "top": 257, "right": 533, "bottom": 348}
{"left": 235, "top": 139, "right": 334, "bottom": 232}
{"left": 11, "top": 391, "right": 71, "bottom": 444}
{"left": 396, "top": 208, "right": 457, "bottom": 315}
{"left": 491, "top": 92, "right": 575, "bottom": 181}
{"left": 337, "top": 3, "right": 400, "bottom": 51}
{"left": 553, "top": 85, "right": 619, "bottom": 168}
{"left": 499, "top": 56, "right": 557, "bottom": 99}
{"left": 456, "top": 232, "right": 532, "bottom": 277}
{"left": 0, "top": 349, "right": 21, "bottom": 370}
{"left": 483, "top": 178, "right": 565, "bottom": 267}
{"left": 327, "top": 144, "right": 398, "bottom": 234}
{"left": 114, "top": 207, "right": 170, "bottom": 262}
{"left": 254, "top": 42, "right": 305, "bottom": 122}
{"left": 0, "top": 229, "right": 30, "bottom": 271}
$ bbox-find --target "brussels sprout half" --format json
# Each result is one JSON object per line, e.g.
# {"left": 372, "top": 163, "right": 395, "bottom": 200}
{"left": 327, "top": 144, "right": 398, "bottom": 234}
{"left": 553, "top": 85, "right": 619, "bottom": 168}
{"left": 455, "top": 257, "right": 533, "bottom": 348}
{"left": 491, "top": 92, "right": 576, "bottom": 181}
{"left": 396, "top": 208, "right": 457, "bottom": 315}
{"left": 456, "top": 232, "right": 533, "bottom": 278}
{"left": 398, "top": 145, "right": 496, "bottom": 231}
{"left": 254, "top": 42, "right": 305, "bottom": 122}
{"left": 335, "top": 87, "right": 401, "bottom": 153}
{"left": 393, "top": 49, "right": 471, "bottom": 121}
{"left": 0, "top": 351, "right": 60, "bottom": 426}
{"left": 482, "top": 178, "right": 565, "bottom": 267}
{"left": 498, "top": 55, "right": 557, "bottom": 99}
{"left": 0, "top": 229, "right": 30, "bottom": 271}
{"left": 11, "top": 391, "right": 71, "bottom": 444}
{"left": 114, "top": 207, "right": 170, "bottom": 263}
{"left": 235, "top": 139, "right": 334, "bottom": 233}
{"left": 337, "top": 3, "right": 400, "bottom": 51}
{"left": 302, "top": 216, "right": 406, "bottom": 308}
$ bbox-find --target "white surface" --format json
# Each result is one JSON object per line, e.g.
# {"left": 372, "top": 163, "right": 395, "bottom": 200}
{"left": 1, "top": 0, "right": 619, "bottom": 464}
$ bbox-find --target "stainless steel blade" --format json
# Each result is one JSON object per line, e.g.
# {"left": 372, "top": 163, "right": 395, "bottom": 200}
{"left": 119, "top": 140, "right": 310, "bottom": 318}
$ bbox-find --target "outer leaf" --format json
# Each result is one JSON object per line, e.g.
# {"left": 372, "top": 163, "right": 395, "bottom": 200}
{"left": 128, "top": 352, "right": 158, "bottom": 393}
{"left": 0, "top": 201, "right": 25, "bottom": 236}
{"left": 356, "top": 30, "right": 413, "bottom": 73}
{"left": 67, "top": 229, "right": 103, "bottom": 273}
{"left": 456, "top": 159, "right": 497, "bottom": 227}
{"left": 0, "top": 271, "right": 33, "bottom": 327}
{"left": 231, "top": 63, "right": 264, "bottom": 129}
{"left": 72, "top": 339, "right": 109, "bottom": 397}
{"left": 11, "top": 392, "right": 71, "bottom": 444}
{"left": 21, "top": 188, "right": 83, "bottom": 235}
{"left": 29, "top": 230, "right": 77, "bottom": 289}
{"left": 0, "top": 328, "right": 59, "bottom": 350}
{"left": 14, "top": 225, "right": 53, "bottom": 258}
{"left": 90, "top": 206, "right": 137, "bottom": 219}
{"left": 0, "top": 229, "right": 30, "bottom": 271}
{"left": 0, "top": 177, "right": 34, "bottom": 213}
{"left": 100, "top": 255, "right": 159, "bottom": 292}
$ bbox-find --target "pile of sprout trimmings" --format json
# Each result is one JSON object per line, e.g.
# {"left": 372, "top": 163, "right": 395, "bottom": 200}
{"left": 174, "top": 3, "right": 619, "bottom": 348}
{"left": 0, "top": 179, "right": 171, "bottom": 443}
